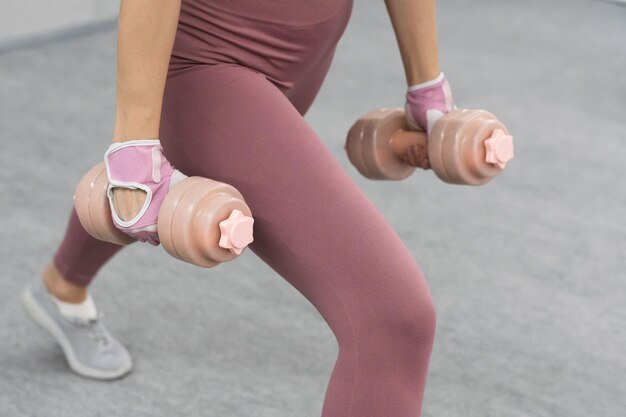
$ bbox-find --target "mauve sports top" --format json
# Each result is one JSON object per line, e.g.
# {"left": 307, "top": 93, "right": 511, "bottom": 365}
{"left": 168, "top": 0, "right": 354, "bottom": 91}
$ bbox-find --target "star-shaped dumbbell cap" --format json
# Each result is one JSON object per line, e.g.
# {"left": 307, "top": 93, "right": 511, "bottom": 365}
{"left": 218, "top": 209, "right": 254, "bottom": 255}
{"left": 484, "top": 129, "right": 514, "bottom": 169}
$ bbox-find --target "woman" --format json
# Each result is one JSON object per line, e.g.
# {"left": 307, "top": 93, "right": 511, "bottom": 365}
{"left": 23, "top": 0, "right": 455, "bottom": 415}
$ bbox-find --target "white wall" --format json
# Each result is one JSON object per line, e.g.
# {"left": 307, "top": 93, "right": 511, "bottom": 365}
{"left": 0, "top": 0, "right": 120, "bottom": 44}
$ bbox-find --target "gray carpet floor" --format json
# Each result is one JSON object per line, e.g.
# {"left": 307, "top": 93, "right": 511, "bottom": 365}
{"left": 1, "top": 1, "right": 625, "bottom": 416}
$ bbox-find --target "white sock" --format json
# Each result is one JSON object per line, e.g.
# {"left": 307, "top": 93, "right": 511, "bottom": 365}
{"left": 49, "top": 292, "right": 98, "bottom": 321}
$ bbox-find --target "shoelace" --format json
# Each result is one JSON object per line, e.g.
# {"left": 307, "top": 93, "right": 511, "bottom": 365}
{"left": 71, "top": 314, "right": 110, "bottom": 347}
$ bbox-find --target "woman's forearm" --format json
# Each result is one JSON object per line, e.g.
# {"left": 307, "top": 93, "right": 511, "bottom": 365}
{"left": 384, "top": 0, "right": 440, "bottom": 86}
{"left": 112, "top": 0, "right": 181, "bottom": 143}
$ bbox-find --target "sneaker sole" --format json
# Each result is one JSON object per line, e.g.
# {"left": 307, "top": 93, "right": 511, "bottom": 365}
{"left": 21, "top": 287, "right": 133, "bottom": 380}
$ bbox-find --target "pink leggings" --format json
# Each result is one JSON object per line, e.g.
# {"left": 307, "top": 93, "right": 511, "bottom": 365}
{"left": 53, "top": 2, "right": 436, "bottom": 415}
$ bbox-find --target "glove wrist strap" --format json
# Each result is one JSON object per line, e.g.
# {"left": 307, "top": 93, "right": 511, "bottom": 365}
{"left": 407, "top": 72, "right": 445, "bottom": 92}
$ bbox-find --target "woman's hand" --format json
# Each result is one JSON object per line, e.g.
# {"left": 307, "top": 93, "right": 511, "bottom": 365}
{"left": 403, "top": 72, "right": 455, "bottom": 169}
{"left": 403, "top": 142, "right": 431, "bottom": 170}
{"left": 404, "top": 72, "right": 455, "bottom": 135}
{"left": 104, "top": 140, "right": 186, "bottom": 246}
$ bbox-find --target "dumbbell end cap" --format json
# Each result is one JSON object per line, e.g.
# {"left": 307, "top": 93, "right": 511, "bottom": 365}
{"left": 218, "top": 209, "right": 254, "bottom": 255}
{"left": 484, "top": 129, "right": 514, "bottom": 169}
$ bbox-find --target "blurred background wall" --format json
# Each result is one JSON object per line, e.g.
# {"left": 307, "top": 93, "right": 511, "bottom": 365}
{"left": 2, "top": 0, "right": 625, "bottom": 48}
{"left": 0, "top": 0, "right": 119, "bottom": 48}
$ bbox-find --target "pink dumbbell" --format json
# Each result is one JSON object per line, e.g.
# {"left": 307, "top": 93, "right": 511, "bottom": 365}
{"left": 345, "top": 108, "right": 514, "bottom": 185}
{"left": 73, "top": 162, "right": 254, "bottom": 268}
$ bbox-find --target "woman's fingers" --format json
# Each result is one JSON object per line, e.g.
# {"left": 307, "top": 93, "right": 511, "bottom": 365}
{"left": 404, "top": 143, "right": 430, "bottom": 170}
{"left": 404, "top": 145, "right": 415, "bottom": 166}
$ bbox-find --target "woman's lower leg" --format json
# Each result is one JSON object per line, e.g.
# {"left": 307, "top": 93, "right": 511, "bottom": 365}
{"left": 49, "top": 207, "right": 124, "bottom": 292}
{"left": 42, "top": 261, "right": 87, "bottom": 303}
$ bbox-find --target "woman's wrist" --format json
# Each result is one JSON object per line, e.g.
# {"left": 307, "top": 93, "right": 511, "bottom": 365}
{"left": 406, "top": 66, "right": 441, "bottom": 87}
{"left": 383, "top": 0, "right": 440, "bottom": 87}
{"left": 112, "top": 105, "right": 161, "bottom": 143}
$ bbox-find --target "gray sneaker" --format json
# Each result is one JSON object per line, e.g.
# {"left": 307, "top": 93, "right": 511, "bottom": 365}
{"left": 21, "top": 279, "right": 133, "bottom": 380}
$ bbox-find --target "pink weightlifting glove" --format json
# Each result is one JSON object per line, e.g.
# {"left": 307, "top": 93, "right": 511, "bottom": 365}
{"left": 404, "top": 72, "right": 455, "bottom": 169}
{"left": 405, "top": 72, "right": 455, "bottom": 135}
{"left": 104, "top": 139, "right": 187, "bottom": 246}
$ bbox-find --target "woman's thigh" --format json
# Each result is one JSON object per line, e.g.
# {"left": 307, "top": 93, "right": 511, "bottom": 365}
{"left": 159, "top": 63, "right": 434, "bottom": 340}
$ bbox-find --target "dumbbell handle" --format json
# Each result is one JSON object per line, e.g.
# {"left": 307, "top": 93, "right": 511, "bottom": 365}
{"left": 342, "top": 125, "right": 427, "bottom": 157}
{"left": 388, "top": 129, "right": 428, "bottom": 163}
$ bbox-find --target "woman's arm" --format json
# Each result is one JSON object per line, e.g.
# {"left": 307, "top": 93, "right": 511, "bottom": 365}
{"left": 112, "top": 0, "right": 181, "bottom": 143}
{"left": 384, "top": 0, "right": 440, "bottom": 86}
{"left": 110, "top": 0, "right": 181, "bottom": 222}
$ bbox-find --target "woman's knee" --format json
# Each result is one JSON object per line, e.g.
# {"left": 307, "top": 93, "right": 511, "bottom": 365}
{"left": 336, "top": 267, "right": 437, "bottom": 352}
{"left": 377, "top": 278, "right": 437, "bottom": 348}
{"left": 405, "top": 285, "right": 437, "bottom": 346}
